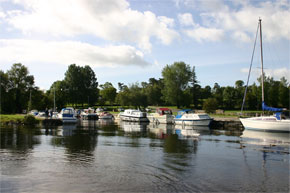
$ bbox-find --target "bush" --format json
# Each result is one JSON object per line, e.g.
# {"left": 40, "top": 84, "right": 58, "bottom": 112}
{"left": 203, "top": 98, "right": 218, "bottom": 114}
{"left": 23, "top": 115, "right": 39, "bottom": 125}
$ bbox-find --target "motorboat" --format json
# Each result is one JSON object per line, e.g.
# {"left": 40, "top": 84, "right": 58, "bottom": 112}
{"left": 147, "top": 108, "right": 174, "bottom": 124}
{"left": 119, "top": 109, "right": 149, "bottom": 122}
{"left": 58, "top": 107, "right": 77, "bottom": 123}
{"left": 174, "top": 109, "right": 212, "bottom": 126}
{"left": 98, "top": 111, "right": 114, "bottom": 119}
{"left": 240, "top": 19, "right": 290, "bottom": 132}
{"left": 81, "top": 108, "right": 98, "bottom": 120}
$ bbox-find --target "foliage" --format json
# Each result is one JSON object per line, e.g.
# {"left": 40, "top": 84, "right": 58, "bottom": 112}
{"left": 100, "top": 82, "right": 117, "bottom": 105}
{"left": 63, "top": 64, "right": 99, "bottom": 107}
{"left": 1, "top": 63, "right": 34, "bottom": 113}
{"left": 203, "top": 98, "right": 218, "bottom": 113}
{"left": 23, "top": 114, "right": 39, "bottom": 125}
{"left": 162, "top": 61, "right": 194, "bottom": 108}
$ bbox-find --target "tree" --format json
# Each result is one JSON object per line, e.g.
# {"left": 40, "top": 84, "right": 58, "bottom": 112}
{"left": 0, "top": 70, "right": 10, "bottom": 113}
{"left": 203, "top": 98, "right": 218, "bottom": 113}
{"left": 162, "top": 61, "right": 193, "bottom": 108}
{"left": 144, "top": 78, "right": 164, "bottom": 106}
{"left": 279, "top": 77, "right": 289, "bottom": 108}
{"left": 6, "top": 63, "right": 34, "bottom": 113}
{"left": 47, "top": 80, "right": 68, "bottom": 110}
{"left": 100, "top": 82, "right": 117, "bottom": 105}
{"left": 64, "top": 64, "right": 98, "bottom": 107}
{"left": 212, "top": 83, "right": 223, "bottom": 109}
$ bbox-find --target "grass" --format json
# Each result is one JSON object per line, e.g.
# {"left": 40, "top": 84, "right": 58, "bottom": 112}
{"left": 0, "top": 114, "right": 26, "bottom": 123}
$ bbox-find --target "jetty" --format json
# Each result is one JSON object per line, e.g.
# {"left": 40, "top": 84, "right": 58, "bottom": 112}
{"left": 211, "top": 117, "right": 244, "bottom": 131}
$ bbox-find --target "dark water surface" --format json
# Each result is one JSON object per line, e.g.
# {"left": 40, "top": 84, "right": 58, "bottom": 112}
{"left": 1, "top": 120, "right": 289, "bottom": 192}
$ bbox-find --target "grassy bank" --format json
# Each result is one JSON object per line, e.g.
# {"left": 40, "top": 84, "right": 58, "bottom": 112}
{"left": 0, "top": 114, "right": 40, "bottom": 125}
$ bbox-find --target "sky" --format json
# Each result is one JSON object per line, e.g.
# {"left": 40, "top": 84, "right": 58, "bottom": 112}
{"left": 0, "top": 0, "right": 289, "bottom": 90}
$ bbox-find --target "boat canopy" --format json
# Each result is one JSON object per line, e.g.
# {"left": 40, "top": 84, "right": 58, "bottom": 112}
{"left": 262, "top": 102, "right": 283, "bottom": 112}
{"left": 176, "top": 109, "right": 194, "bottom": 118}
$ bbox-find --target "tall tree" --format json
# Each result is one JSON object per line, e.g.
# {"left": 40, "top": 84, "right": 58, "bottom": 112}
{"left": 100, "top": 82, "right": 117, "bottom": 105}
{"left": 161, "top": 61, "right": 193, "bottom": 108}
{"left": 0, "top": 70, "right": 10, "bottom": 113}
{"left": 6, "top": 63, "right": 34, "bottom": 113}
{"left": 64, "top": 64, "right": 98, "bottom": 107}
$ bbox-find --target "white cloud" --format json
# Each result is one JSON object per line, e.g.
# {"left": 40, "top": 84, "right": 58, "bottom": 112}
{"left": 241, "top": 67, "right": 290, "bottom": 80}
{"left": 176, "top": 0, "right": 290, "bottom": 42}
{"left": 183, "top": 27, "right": 224, "bottom": 42}
{"left": 4, "top": 0, "right": 179, "bottom": 52}
{"left": 0, "top": 39, "right": 149, "bottom": 67}
{"left": 178, "top": 13, "right": 195, "bottom": 26}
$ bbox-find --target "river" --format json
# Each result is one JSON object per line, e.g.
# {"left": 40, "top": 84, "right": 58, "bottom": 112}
{"left": 0, "top": 120, "right": 289, "bottom": 192}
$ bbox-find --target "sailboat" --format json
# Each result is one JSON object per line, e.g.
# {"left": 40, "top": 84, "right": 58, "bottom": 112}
{"left": 239, "top": 19, "right": 290, "bottom": 132}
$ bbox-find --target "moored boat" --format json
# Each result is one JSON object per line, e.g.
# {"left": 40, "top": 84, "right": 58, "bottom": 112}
{"left": 81, "top": 108, "right": 98, "bottom": 120}
{"left": 58, "top": 107, "right": 77, "bottom": 123}
{"left": 239, "top": 19, "right": 290, "bottom": 132}
{"left": 174, "top": 109, "right": 212, "bottom": 126}
{"left": 99, "top": 111, "right": 114, "bottom": 119}
{"left": 119, "top": 109, "right": 149, "bottom": 122}
{"left": 147, "top": 108, "right": 174, "bottom": 124}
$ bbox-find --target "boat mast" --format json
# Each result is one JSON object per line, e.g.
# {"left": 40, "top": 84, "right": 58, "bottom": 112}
{"left": 259, "top": 18, "right": 265, "bottom": 104}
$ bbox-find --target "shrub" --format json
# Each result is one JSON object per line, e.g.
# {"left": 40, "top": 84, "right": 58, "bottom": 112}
{"left": 23, "top": 115, "right": 39, "bottom": 125}
{"left": 203, "top": 98, "right": 218, "bottom": 114}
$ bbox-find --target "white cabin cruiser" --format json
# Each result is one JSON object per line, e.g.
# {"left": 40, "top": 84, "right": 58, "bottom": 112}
{"left": 58, "top": 107, "right": 77, "bottom": 123}
{"left": 147, "top": 108, "right": 174, "bottom": 124}
{"left": 119, "top": 109, "right": 149, "bottom": 122}
{"left": 174, "top": 109, "right": 212, "bottom": 126}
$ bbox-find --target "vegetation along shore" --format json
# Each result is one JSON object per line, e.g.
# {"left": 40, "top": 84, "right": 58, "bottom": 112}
{"left": 1, "top": 62, "right": 289, "bottom": 125}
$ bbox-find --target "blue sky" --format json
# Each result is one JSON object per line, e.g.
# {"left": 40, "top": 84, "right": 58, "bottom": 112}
{"left": 0, "top": 0, "right": 289, "bottom": 90}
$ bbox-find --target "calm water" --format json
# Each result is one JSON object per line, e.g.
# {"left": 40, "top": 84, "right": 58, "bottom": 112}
{"left": 0, "top": 120, "right": 289, "bottom": 192}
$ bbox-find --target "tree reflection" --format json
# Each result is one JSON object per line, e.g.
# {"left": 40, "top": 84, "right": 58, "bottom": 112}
{"left": 0, "top": 126, "right": 41, "bottom": 154}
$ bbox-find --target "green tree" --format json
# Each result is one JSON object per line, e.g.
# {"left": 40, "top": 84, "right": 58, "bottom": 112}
{"left": 7, "top": 63, "right": 34, "bottom": 113}
{"left": 144, "top": 78, "right": 164, "bottom": 106}
{"left": 203, "top": 98, "right": 218, "bottom": 113}
{"left": 279, "top": 77, "right": 289, "bottom": 108}
{"left": 161, "top": 61, "right": 193, "bottom": 108}
{"left": 100, "top": 82, "right": 117, "bottom": 105}
{"left": 64, "top": 64, "right": 98, "bottom": 107}
{"left": 212, "top": 83, "right": 223, "bottom": 109}
{"left": 0, "top": 70, "right": 10, "bottom": 113}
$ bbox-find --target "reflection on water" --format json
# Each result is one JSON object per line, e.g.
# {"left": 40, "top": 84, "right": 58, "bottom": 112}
{"left": 0, "top": 121, "right": 289, "bottom": 193}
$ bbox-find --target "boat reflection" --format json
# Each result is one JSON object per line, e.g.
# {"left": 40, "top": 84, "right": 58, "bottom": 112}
{"left": 148, "top": 123, "right": 174, "bottom": 139}
{"left": 241, "top": 130, "right": 290, "bottom": 146}
{"left": 119, "top": 121, "right": 149, "bottom": 133}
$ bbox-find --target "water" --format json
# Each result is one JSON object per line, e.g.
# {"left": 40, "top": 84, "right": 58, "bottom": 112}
{"left": 1, "top": 120, "right": 289, "bottom": 192}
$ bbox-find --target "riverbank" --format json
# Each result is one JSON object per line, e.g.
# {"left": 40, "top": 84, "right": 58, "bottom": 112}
{"left": 0, "top": 114, "right": 41, "bottom": 126}
{"left": 1, "top": 114, "right": 244, "bottom": 131}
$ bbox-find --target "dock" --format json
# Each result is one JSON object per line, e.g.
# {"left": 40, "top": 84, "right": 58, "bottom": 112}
{"left": 211, "top": 117, "right": 244, "bottom": 131}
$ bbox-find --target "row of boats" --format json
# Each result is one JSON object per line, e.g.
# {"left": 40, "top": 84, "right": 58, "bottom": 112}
{"left": 120, "top": 108, "right": 213, "bottom": 126}
{"left": 52, "top": 107, "right": 213, "bottom": 126}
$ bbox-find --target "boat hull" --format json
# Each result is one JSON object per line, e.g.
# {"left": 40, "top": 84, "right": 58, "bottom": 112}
{"left": 174, "top": 118, "right": 212, "bottom": 126}
{"left": 119, "top": 115, "right": 149, "bottom": 122}
{"left": 147, "top": 114, "right": 174, "bottom": 124}
{"left": 240, "top": 118, "right": 290, "bottom": 132}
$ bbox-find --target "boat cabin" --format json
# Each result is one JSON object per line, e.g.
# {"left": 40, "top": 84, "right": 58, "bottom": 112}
{"left": 156, "top": 108, "right": 172, "bottom": 115}
{"left": 175, "top": 109, "right": 194, "bottom": 118}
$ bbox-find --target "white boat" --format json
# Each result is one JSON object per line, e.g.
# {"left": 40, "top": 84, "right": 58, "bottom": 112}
{"left": 119, "top": 109, "right": 149, "bottom": 122}
{"left": 240, "top": 19, "right": 290, "bottom": 132}
{"left": 58, "top": 107, "right": 77, "bottom": 123}
{"left": 174, "top": 109, "right": 212, "bottom": 126}
{"left": 81, "top": 108, "right": 98, "bottom": 120}
{"left": 147, "top": 108, "right": 174, "bottom": 124}
{"left": 98, "top": 112, "right": 114, "bottom": 119}
{"left": 240, "top": 116, "right": 290, "bottom": 132}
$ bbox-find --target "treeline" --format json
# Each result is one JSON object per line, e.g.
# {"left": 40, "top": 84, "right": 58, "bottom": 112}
{"left": 1, "top": 62, "right": 289, "bottom": 114}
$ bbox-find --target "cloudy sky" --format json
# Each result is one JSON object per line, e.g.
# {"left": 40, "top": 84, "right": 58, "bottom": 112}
{"left": 0, "top": 0, "right": 289, "bottom": 90}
